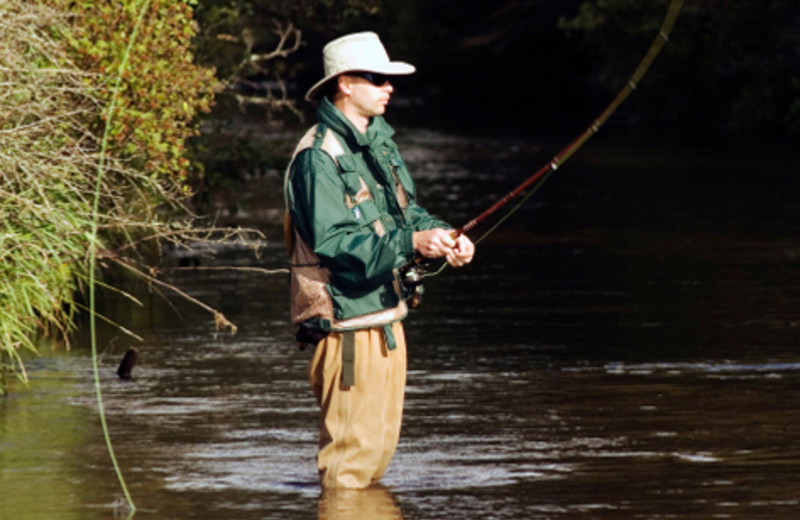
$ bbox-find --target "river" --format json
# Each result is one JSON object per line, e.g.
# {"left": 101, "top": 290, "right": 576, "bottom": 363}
{"left": 1, "top": 130, "right": 799, "bottom": 519}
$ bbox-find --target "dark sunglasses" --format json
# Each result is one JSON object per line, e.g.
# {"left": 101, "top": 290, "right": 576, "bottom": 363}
{"left": 348, "top": 71, "right": 390, "bottom": 86}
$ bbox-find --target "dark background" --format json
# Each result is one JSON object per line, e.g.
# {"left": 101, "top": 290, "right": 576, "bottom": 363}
{"left": 187, "top": 0, "right": 799, "bottom": 210}
{"left": 194, "top": 0, "right": 800, "bottom": 137}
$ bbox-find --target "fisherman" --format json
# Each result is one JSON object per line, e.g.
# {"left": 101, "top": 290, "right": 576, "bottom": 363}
{"left": 284, "top": 31, "right": 475, "bottom": 488}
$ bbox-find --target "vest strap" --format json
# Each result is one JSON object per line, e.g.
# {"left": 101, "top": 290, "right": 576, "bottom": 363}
{"left": 314, "top": 123, "right": 327, "bottom": 147}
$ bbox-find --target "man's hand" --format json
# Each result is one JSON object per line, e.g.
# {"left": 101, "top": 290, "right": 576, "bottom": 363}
{"left": 413, "top": 228, "right": 455, "bottom": 258}
{"left": 412, "top": 229, "right": 475, "bottom": 267}
{"left": 446, "top": 234, "right": 475, "bottom": 267}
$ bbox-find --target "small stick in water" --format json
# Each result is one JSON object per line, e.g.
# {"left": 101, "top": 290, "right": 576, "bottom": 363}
{"left": 116, "top": 347, "right": 139, "bottom": 380}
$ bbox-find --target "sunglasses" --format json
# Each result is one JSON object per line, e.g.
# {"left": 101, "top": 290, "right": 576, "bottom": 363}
{"left": 348, "top": 71, "right": 390, "bottom": 86}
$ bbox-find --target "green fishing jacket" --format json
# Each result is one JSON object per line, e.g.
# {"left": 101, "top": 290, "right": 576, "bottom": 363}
{"left": 285, "top": 97, "right": 448, "bottom": 330}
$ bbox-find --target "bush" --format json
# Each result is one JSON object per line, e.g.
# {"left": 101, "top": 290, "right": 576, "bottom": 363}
{"left": 0, "top": 0, "right": 219, "bottom": 393}
{"left": 49, "top": 0, "right": 220, "bottom": 188}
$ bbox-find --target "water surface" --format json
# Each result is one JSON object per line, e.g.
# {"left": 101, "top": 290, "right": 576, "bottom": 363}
{"left": 2, "top": 132, "right": 799, "bottom": 519}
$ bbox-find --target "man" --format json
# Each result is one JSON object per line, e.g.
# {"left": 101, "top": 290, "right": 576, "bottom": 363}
{"left": 284, "top": 31, "right": 474, "bottom": 489}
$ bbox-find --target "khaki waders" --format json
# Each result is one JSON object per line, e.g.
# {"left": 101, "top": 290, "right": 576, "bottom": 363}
{"left": 309, "top": 321, "right": 407, "bottom": 488}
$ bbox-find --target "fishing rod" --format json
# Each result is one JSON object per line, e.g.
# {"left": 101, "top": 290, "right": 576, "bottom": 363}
{"left": 460, "top": 0, "right": 684, "bottom": 235}
{"left": 401, "top": 0, "right": 685, "bottom": 300}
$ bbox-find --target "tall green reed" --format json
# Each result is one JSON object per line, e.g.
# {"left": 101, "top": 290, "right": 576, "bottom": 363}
{"left": 86, "top": 0, "right": 153, "bottom": 511}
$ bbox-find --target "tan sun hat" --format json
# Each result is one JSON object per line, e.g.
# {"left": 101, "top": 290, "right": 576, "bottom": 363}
{"left": 305, "top": 31, "right": 416, "bottom": 102}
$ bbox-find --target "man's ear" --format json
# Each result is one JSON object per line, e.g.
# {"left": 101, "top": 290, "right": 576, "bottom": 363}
{"left": 337, "top": 75, "right": 352, "bottom": 96}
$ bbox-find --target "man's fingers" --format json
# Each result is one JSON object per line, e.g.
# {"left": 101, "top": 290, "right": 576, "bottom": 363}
{"left": 445, "top": 235, "right": 475, "bottom": 267}
{"left": 439, "top": 231, "right": 456, "bottom": 249}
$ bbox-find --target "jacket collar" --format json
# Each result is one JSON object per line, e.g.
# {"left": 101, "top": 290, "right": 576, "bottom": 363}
{"left": 317, "top": 97, "right": 395, "bottom": 149}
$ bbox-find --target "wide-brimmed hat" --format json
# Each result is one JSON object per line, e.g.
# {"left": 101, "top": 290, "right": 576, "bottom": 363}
{"left": 305, "top": 31, "right": 415, "bottom": 102}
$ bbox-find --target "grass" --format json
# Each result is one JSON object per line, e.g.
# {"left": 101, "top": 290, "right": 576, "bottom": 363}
{"left": 1, "top": 2, "right": 89, "bottom": 392}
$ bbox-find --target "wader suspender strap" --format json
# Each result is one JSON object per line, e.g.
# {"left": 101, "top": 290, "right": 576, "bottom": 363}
{"left": 340, "top": 326, "right": 396, "bottom": 389}
{"left": 383, "top": 324, "right": 397, "bottom": 351}
{"left": 342, "top": 331, "right": 356, "bottom": 388}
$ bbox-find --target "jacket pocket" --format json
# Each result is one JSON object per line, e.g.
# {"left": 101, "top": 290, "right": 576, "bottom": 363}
{"left": 326, "top": 281, "right": 399, "bottom": 321}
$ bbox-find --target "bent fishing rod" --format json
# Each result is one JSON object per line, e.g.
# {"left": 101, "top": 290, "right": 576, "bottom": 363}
{"left": 401, "top": 0, "right": 685, "bottom": 298}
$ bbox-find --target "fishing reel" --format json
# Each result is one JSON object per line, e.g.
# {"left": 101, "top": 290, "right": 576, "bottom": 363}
{"left": 399, "top": 261, "right": 426, "bottom": 309}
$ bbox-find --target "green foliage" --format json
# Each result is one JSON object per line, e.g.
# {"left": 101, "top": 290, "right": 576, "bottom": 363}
{"left": 46, "top": 0, "right": 220, "bottom": 189}
{"left": 1, "top": 0, "right": 219, "bottom": 393}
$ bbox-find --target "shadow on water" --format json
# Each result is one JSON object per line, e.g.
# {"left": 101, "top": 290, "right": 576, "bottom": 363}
{"left": 2, "top": 131, "right": 800, "bottom": 519}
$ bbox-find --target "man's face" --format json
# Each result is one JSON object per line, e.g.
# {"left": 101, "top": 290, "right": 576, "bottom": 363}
{"left": 342, "top": 73, "right": 394, "bottom": 118}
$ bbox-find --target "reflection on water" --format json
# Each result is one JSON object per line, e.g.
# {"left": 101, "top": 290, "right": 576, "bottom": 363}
{"left": 318, "top": 486, "right": 402, "bottom": 520}
{"left": 2, "top": 134, "right": 800, "bottom": 519}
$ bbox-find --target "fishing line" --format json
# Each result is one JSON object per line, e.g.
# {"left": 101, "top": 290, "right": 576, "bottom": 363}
{"left": 89, "top": 0, "right": 152, "bottom": 513}
{"left": 419, "top": 0, "right": 685, "bottom": 281}
{"left": 422, "top": 170, "right": 555, "bottom": 280}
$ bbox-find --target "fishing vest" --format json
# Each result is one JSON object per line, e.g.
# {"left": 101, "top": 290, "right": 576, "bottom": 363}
{"left": 284, "top": 123, "right": 410, "bottom": 331}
